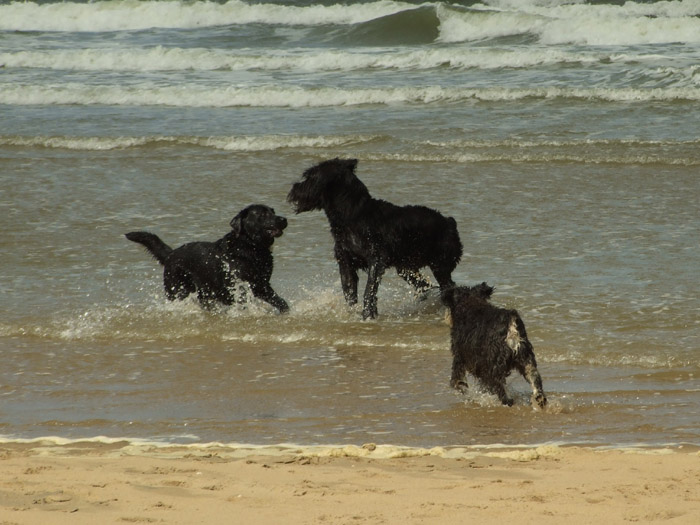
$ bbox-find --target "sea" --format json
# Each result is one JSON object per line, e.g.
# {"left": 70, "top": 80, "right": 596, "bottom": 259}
{"left": 1, "top": 0, "right": 699, "bottom": 452}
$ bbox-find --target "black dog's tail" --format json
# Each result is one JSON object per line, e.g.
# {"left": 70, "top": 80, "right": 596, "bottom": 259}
{"left": 125, "top": 231, "right": 173, "bottom": 265}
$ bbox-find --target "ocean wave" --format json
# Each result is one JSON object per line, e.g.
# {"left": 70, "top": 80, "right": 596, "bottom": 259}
{"left": 1, "top": 1, "right": 699, "bottom": 47}
{"left": 0, "top": 46, "right": 619, "bottom": 73}
{"left": 2, "top": 134, "right": 697, "bottom": 166}
{"left": 407, "top": 137, "right": 700, "bottom": 165}
{"left": 332, "top": 4, "right": 440, "bottom": 46}
{"left": 2, "top": 83, "right": 699, "bottom": 108}
{"left": 421, "top": 137, "right": 700, "bottom": 149}
{"left": 0, "top": 134, "right": 381, "bottom": 152}
{"left": 0, "top": 0, "right": 414, "bottom": 32}
{"left": 364, "top": 152, "right": 700, "bottom": 167}
{"left": 365, "top": 153, "right": 700, "bottom": 166}
{"left": 440, "top": 1, "right": 700, "bottom": 45}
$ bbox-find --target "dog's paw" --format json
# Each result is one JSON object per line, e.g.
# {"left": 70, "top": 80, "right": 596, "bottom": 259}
{"left": 450, "top": 380, "right": 469, "bottom": 394}
{"left": 533, "top": 393, "right": 548, "bottom": 409}
{"left": 502, "top": 397, "right": 515, "bottom": 407}
{"left": 361, "top": 306, "right": 378, "bottom": 320}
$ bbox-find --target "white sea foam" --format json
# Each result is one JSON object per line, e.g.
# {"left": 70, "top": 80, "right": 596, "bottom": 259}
{"left": 0, "top": 0, "right": 414, "bottom": 32}
{"left": 0, "top": 134, "right": 380, "bottom": 151}
{"left": 440, "top": 1, "right": 700, "bottom": 45}
{"left": 0, "top": 46, "right": 607, "bottom": 72}
{"left": 2, "top": 83, "right": 698, "bottom": 108}
{"left": 0, "top": 436, "right": 683, "bottom": 458}
{"left": 1, "top": 0, "right": 698, "bottom": 47}
{"left": 364, "top": 152, "right": 700, "bottom": 166}
{"left": 1, "top": 134, "right": 697, "bottom": 166}
{"left": 0, "top": 135, "right": 152, "bottom": 150}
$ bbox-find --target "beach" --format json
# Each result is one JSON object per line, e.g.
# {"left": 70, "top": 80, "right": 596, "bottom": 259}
{"left": 1, "top": 441, "right": 698, "bottom": 524}
{"left": 2, "top": 2, "right": 699, "bottom": 523}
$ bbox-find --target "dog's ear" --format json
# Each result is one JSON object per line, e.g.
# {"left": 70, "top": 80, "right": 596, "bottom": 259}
{"left": 475, "top": 282, "right": 494, "bottom": 300}
{"left": 230, "top": 207, "right": 249, "bottom": 237}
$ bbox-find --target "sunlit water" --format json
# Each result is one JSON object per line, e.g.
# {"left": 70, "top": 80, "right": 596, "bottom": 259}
{"left": 1, "top": 0, "right": 698, "bottom": 449}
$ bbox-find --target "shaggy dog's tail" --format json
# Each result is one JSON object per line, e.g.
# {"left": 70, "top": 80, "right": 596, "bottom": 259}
{"left": 125, "top": 231, "right": 173, "bottom": 265}
{"left": 506, "top": 314, "right": 530, "bottom": 355}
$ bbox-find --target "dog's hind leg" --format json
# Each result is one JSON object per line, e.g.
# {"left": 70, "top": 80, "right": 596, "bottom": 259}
{"left": 528, "top": 367, "right": 547, "bottom": 409}
{"left": 450, "top": 353, "right": 469, "bottom": 394}
{"left": 516, "top": 355, "right": 547, "bottom": 408}
{"left": 362, "top": 261, "right": 385, "bottom": 319}
{"left": 163, "top": 266, "right": 196, "bottom": 301}
{"left": 197, "top": 289, "right": 221, "bottom": 310}
{"left": 397, "top": 268, "right": 432, "bottom": 295}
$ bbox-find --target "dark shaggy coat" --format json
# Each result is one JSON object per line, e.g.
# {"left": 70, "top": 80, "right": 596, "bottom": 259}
{"left": 126, "top": 204, "right": 289, "bottom": 313}
{"left": 441, "top": 283, "right": 547, "bottom": 408}
{"left": 287, "top": 158, "right": 463, "bottom": 319}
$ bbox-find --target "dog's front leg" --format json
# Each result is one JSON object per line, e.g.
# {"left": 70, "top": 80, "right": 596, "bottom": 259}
{"left": 337, "top": 258, "right": 359, "bottom": 306}
{"left": 250, "top": 281, "right": 289, "bottom": 314}
{"left": 362, "top": 261, "right": 385, "bottom": 319}
{"left": 491, "top": 382, "right": 515, "bottom": 407}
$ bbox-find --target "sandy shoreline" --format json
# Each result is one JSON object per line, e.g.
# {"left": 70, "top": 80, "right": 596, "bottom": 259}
{"left": 0, "top": 441, "right": 698, "bottom": 524}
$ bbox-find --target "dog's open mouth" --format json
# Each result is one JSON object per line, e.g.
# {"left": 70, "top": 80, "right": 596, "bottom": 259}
{"left": 267, "top": 227, "right": 285, "bottom": 238}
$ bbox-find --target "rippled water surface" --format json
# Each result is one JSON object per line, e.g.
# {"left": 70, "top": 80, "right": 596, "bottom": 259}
{"left": 1, "top": 0, "right": 698, "bottom": 448}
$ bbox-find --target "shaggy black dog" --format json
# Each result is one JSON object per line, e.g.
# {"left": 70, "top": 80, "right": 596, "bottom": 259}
{"left": 126, "top": 204, "right": 289, "bottom": 313}
{"left": 287, "top": 158, "right": 463, "bottom": 319}
{"left": 441, "top": 283, "right": 547, "bottom": 408}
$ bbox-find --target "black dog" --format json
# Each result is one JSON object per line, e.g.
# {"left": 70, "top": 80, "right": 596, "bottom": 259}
{"left": 287, "top": 158, "right": 462, "bottom": 319}
{"left": 126, "top": 204, "right": 289, "bottom": 313}
{"left": 441, "top": 283, "right": 547, "bottom": 408}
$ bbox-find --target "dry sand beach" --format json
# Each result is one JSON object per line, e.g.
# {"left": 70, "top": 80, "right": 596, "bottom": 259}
{"left": 3, "top": 2, "right": 700, "bottom": 524}
{"left": 1, "top": 441, "right": 698, "bottom": 524}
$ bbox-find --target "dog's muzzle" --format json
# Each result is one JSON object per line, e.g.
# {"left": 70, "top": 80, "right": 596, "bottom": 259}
{"left": 286, "top": 182, "right": 315, "bottom": 213}
{"left": 268, "top": 216, "right": 287, "bottom": 238}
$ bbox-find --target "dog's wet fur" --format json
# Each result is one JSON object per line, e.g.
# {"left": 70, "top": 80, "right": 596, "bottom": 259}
{"left": 441, "top": 283, "right": 547, "bottom": 408}
{"left": 287, "top": 158, "right": 462, "bottom": 319}
{"left": 126, "top": 204, "right": 289, "bottom": 313}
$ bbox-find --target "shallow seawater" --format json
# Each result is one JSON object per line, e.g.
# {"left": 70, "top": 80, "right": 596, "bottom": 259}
{"left": 1, "top": 0, "right": 699, "bottom": 449}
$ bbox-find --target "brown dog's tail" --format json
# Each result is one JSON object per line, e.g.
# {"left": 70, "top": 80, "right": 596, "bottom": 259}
{"left": 125, "top": 231, "right": 173, "bottom": 265}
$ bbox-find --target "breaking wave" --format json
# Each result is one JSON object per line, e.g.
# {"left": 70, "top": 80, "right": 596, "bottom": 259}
{"left": 2, "top": 134, "right": 698, "bottom": 165}
{"left": 2, "top": 84, "right": 699, "bottom": 108}
{"left": 5, "top": 46, "right": 693, "bottom": 73}
{"left": 1, "top": 1, "right": 699, "bottom": 46}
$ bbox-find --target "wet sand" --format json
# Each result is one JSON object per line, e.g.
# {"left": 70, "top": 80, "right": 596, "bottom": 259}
{"left": 1, "top": 441, "right": 698, "bottom": 524}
